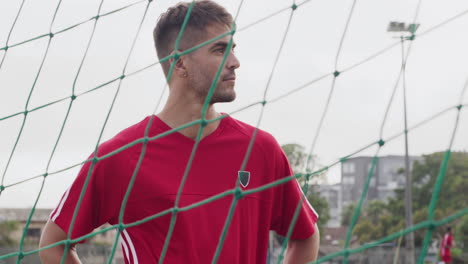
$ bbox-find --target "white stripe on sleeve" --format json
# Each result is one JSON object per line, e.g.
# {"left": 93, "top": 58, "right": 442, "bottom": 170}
{"left": 51, "top": 188, "right": 71, "bottom": 221}
{"left": 122, "top": 229, "right": 139, "bottom": 264}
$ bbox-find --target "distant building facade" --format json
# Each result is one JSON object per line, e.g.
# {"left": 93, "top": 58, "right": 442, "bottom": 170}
{"left": 313, "top": 184, "right": 341, "bottom": 227}
{"left": 341, "top": 155, "right": 422, "bottom": 209}
{"left": 316, "top": 155, "right": 421, "bottom": 227}
{"left": 0, "top": 208, "right": 116, "bottom": 246}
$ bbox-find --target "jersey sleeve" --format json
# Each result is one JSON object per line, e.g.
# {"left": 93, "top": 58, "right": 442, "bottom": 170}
{"left": 49, "top": 147, "right": 124, "bottom": 242}
{"left": 270, "top": 147, "right": 318, "bottom": 240}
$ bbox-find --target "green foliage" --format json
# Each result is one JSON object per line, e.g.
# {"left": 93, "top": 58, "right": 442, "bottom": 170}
{"left": 354, "top": 220, "right": 379, "bottom": 244}
{"left": 412, "top": 207, "right": 443, "bottom": 246}
{"left": 307, "top": 190, "right": 330, "bottom": 236}
{"left": 352, "top": 201, "right": 395, "bottom": 243}
{"left": 451, "top": 247, "right": 462, "bottom": 258}
{"left": 349, "top": 151, "right": 468, "bottom": 247}
{"left": 455, "top": 215, "right": 468, "bottom": 248}
{"left": 0, "top": 220, "right": 19, "bottom": 246}
{"left": 411, "top": 152, "right": 468, "bottom": 214}
{"left": 281, "top": 144, "right": 330, "bottom": 239}
{"left": 281, "top": 143, "right": 308, "bottom": 173}
{"left": 341, "top": 203, "right": 355, "bottom": 226}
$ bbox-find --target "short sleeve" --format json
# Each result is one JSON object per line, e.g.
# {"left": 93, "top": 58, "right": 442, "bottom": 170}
{"left": 49, "top": 149, "right": 123, "bottom": 242}
{"left": 271, "top": 147, "right": 318, "bottom": 240}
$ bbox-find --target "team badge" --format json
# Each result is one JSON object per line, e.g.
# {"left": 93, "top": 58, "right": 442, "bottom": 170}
{"left": 238, "top": 171, "right": 250, "bottom": 188}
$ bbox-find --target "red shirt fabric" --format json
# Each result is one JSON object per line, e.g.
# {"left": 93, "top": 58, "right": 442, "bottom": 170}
{"left": 440, "top": 233, "right": 453, "bottom": 262}
{"left": 50, "top": 115, "right": 318, "bottom": 264}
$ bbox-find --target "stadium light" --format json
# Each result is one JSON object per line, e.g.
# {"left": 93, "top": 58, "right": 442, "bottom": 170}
{"left": 387, "top": 21, "right": 420, "bottom": 34}
{"left": 387, "top": 20, "right": 419, "bottom": 264}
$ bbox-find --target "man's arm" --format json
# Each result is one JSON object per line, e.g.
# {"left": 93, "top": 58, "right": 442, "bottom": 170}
{"left": 39, "top": 220, "right": 81, "bottom": 264}
{"left": 284, "top": 223, "right": 320, "bottom": 264}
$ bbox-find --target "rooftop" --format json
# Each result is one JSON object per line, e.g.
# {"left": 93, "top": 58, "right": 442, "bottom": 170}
{"left": 0, "top": 208, "right": 52, "bottom": 222}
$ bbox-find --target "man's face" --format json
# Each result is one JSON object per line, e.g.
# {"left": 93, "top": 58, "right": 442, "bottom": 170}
{"left": 183, "top": 24, "right": 240, "bottom": 104}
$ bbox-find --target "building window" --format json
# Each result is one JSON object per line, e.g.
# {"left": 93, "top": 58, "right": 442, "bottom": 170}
{"left": 27, "top": 228, "right": 41, "bottom": 238}
{"left": 370, "top": 177, "right": 376, "bottom": 187}
{"left": 343, "top": 162, "right": 355, "bottom": 174}
{"left": 342, "top": 176, "right": 355, "bottom": 184}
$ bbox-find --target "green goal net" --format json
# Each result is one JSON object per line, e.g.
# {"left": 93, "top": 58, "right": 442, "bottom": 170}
{"left": 0, "top": 0, "right": 467, "bottom": 263}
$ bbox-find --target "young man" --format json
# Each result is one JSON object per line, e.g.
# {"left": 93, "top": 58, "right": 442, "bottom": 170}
{"left": 440, "top": 227, "right": 454, "bottom": 264}
{"left": 39, "top": 1, "right": 319, "bottom": 263}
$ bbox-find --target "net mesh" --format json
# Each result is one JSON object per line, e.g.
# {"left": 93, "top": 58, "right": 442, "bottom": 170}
{"left": 0, "top": 0, "right": 467, "bottom": 263}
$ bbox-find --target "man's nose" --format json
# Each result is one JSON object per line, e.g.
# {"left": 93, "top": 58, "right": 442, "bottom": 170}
{"left": 226, "top": 52, "right": 240, "bottom": 70}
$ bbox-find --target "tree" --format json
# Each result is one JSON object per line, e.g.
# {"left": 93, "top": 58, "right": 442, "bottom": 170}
{"left": 281, "top": 143, "right": 330, "bottom": 238}
{"left": 411, "top": 152, "right": 468, "bottom": 214}
{"left": 281, "top": 143, "right": 326, "bottom": 184}
{"left": 366, "top": 200, "right": 386, "bottom": 225}
{"left": 348, "top": 151, "right": 468, "bottom": 247}
{"left": 341, "top": 203, "right": 356, "bottom": 226}
{"left": 455, "top": 215, "right": 468, "bottom": 249}
{"left": 350, "top": 201, "right": 394, "bottom": 243}
{"left": 0, "top": 220, "right": 19, "bottom": 246}
{"left": 282, "top": 144, "right": 308, "bottom": 173}
{"left": 404, "top": 152, "right": 467, "bottom": 245}
{"left": 307, "top": 189, "right": 330, "bottom": 236}
{"left": 354, "top": 220, "right": 379, "bottom": 244}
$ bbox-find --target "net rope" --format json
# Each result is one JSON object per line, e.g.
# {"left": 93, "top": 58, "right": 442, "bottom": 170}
{"left": 0, "top": 0, "right": 467, "bottom": 263}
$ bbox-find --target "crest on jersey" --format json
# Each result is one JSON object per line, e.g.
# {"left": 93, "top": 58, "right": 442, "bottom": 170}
{"left": 238, "top": 171, "right": 250, "bottom": 188}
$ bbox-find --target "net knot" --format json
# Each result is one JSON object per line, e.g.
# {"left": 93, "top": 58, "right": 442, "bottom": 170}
{"left": 406, "top": 34, "right": 415, "bottom": 41}
{"left": 200, "top": 119, "right": 208, "bottom": 127}
{"left": 143, "top": 136, "right": 149, "bottom": 144}
{"left": 71, "top": 95, "right": 77, "bottom": 101}
{"left": 230, "top": 23, "right": 237, "bottom": 34}
{"left": 93, "top": 15, "right": 100, "bottom": 21}
{"left": 49, "top": 33, "right": 54, "bottom": 38}
{"left": 378, "top": 139, "right": 385, "bottom": 146}
{"left": 261, "top": 100, "right": 267, "bottom": 106}
{"left": 92, "top": 157, "right": 99, "bottom": 164}
{"left": 120, "top": 74, "right": 126, "bottom": 80}
{"left": 4, "top": 46, "right": 8, "bottom": 51}
{"left": 173, "top": 52, "right": 180, "bottom": 61}
{"left": 333, "top": 71, "right": 341, "bottom": 77}
{"left": 456, "top": 104, "right": 463, "bottom": 110}
{"left": 43, "top": 173, "right": 48, "bottom": 178}
{"left": 0, "top": 185, "right": 4, "bottom": 191}
{"left": 234, "top": 188, "right": 244, "bottom": 200}
{"left": 18, "top": 252, "right": 24, "bottom": 259}
{"left": 291, "top": 4, "right": 298, "bottom": 10}
{"left": 24, "top": 110, "right": 29, "bottom": 116}
{"left": 118, "top": 224, "right": 125, "bottom": 232}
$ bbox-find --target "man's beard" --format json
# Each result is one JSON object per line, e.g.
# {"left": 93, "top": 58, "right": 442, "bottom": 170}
{"left": 209, "top": 85, "right": 236, "bottom": 104}
{"left": 195, "top": 82, "right": 236, "bottom": 104}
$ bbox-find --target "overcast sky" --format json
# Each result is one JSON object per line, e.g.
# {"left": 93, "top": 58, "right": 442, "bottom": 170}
{"left": 1, "top": 0, "right": 467, "bottom": 208}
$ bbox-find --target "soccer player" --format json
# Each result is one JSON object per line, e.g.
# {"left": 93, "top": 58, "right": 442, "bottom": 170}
{"left": 440, "top": 226, "right": 454, "bottom": 264}
{"left": 39, "top": 1, "right": 319, "bottom": 263}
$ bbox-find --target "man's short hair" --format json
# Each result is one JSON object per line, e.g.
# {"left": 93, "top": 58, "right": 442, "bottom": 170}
{"left": 153, "top": 0, "right": 233, "bottom": 76}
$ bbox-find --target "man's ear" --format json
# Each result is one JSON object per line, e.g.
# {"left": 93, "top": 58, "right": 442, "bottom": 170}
{"left": 168, "top": 50, "right": 187, "bottom": 78}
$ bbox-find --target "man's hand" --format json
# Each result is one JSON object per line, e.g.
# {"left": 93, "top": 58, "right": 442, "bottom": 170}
{"left": 284, "top": 223, "right": 320, "bottom": 264}
{"left": 39, "top": 220, "right": 81, "bottom": 264}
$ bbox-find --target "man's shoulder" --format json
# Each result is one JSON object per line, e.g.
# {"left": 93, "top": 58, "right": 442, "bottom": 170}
{"left": 97, "top": 116, "right": 152, "bottom": 156}
{"left": 224, "top": 115, "right": 280, "bottom": 149}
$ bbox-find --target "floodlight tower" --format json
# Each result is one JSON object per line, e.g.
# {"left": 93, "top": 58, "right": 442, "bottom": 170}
{"left": 387, "top": 21, "right": 419, "bottom": 264}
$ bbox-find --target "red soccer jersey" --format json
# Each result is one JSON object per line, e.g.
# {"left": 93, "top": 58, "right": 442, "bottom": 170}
{"left": 50, "top": 115, "right": 318, "bottom": 264}
{"left": 440, "top": 233, "right": 453, "bottom": 262}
